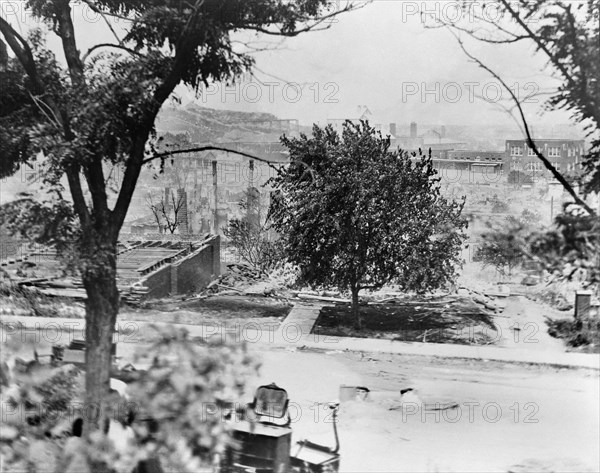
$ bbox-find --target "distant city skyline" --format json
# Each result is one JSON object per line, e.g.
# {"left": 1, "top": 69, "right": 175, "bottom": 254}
{"left": 1, "top": 0, "right": 583, "bottom": 133}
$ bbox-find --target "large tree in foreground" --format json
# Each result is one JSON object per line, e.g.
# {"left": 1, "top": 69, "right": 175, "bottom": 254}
{"left": 0, "top": 0, "right": 357, "bottom": 436}
{"left": 270, "top": 121, "right": 467, "bottom": 327}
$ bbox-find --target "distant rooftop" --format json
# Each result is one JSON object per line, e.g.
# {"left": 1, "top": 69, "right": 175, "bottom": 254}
{"left": 506, "top": 138, "right": 584, "bottom": 142}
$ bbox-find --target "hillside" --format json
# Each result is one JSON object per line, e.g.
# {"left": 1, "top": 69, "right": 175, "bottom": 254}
{"left": 156, "top": 102, "right": 307, "bottom": 143}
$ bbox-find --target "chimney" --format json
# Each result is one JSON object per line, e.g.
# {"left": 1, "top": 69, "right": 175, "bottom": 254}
{"left": 389, "top": 123, "right": 397, "bottom": 137}
{"left": 176, "top": 188, "right": 188, "bottom": 234}
{"left": 410, "top": 122, "right": 417, "bottom": 139}
{"left": 212, "top": 160, "right": 218, "bottom": 233}
{"left": 164, "top": 187, "right": 171, "bottom": 212}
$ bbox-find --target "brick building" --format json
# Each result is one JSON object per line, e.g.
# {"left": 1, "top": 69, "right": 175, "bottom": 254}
{"left": 504, "top": 138, "right": 585, "bottom": 176}
{"left": 430, "top": 150, "right": 505, "bottom": 183}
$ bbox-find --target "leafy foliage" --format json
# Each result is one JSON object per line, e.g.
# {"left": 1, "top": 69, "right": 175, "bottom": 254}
{"left": 490, "top": 196, "right": 510, "bottom": 214}
{"left": 477, "top": 206, "right": 599, "bottom": 291}
{"left": 0, "top": 326, "right": 259, "bottom": 472}
{"left": 531, "top": 0, "right": 600, "bottom": 194}
{"left": 0, "top": 350, "right": 83, "bottom": 471}
{"left": 443, "top": 0, "right": 599, "bottom": 196}
{"left": 0, "top": 196, "right": 81, "bottom": 274}
{"left": 269, "top": 121, "right": 467, "bottom": 322}
{"left": 476, "top": 216, "right": 532, "bottom": 277}
{"left": 546, "top": 316, "right": 600, "bottom": 352}
{"left": 1, "top": 0, "right": 354, "bottom": 437}
{"left": 529, "top": 209, "right": 600, "bottom": 290}
{"left": 126, "top": 326, "right": 259, "bottom": 472}
{"left": 223, "top": 219, "right": 283, "bottom": 274}
{"left": 520, "top": 208, "right": 542, "bottom": 226}
{"left": 224, "top": 189, "right": 284, "bottom": 273}
{"left": 507, "top": 170, "right": 533, "bottom": 186}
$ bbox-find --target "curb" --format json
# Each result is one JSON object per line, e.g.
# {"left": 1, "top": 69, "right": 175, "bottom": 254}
{"left": 2, "top": 313, "right": 599, "bottom": 370}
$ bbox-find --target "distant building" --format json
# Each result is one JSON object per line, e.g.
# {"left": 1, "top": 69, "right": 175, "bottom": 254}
{"left": 176, "top": 188, "right": 189, "bottom": 234}
{"left": 231, "top": 119, "right": 299, "bottom": 133}
{"left": 327, "top": 106, "right": 377, "bottom": 134}
{"left": 504, "top": 138, "right": 585, "bottom": 176}
{"left": 423, "top": 138, "right": 467, "bottom": 160}
{"left": 391, "top": 122, "right": 466, "bottom": 159}
{"left": 437, "top": 150, "right": 504, "bottom": 183}
{"left": 391, "top": 121, "right": 424, "bottom": 150}
{"left": 129, "top": 216, "right": 160, "bottom": 234}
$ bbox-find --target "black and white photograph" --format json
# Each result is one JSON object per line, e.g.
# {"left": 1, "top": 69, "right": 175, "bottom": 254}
{"left": 0, "top": 1, "right": 599, "bottom": 472}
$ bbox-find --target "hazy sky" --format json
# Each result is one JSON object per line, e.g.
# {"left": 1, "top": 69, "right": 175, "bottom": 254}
{"left": 194, "top": 0, "right": 568, "bottom": 131}
{"left": 1, "top": 0, "right": 575, "bottom": 131}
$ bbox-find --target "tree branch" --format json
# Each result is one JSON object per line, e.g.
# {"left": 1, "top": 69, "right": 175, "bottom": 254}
{"left": 498, "top": 0, "right": 599, "bottom": 125}
{"left": 0, "top": 16, "right": 43, "bottom": 94}
{"left": 0, "top": 14, "right": 92, "bottom": 225}
{"left": 80, "top": 0, "right": 125, "bottom": 45}
{"left": 499, "top": 0, "right": 576, "bottom": 88}
{"left": 82, "top": 43, "right": 141, "bottom": 62}
{"left": 111, "top": 0, "right": 359, "bottom": 233}
{"left": 53, "top": 1, "right": 113, "bottom": 227}
{"left": 65, "top": 167, "right": 92, "bottom": 227}
{"left": 54, "top": 0, "right": 84, "bottom": 84}
{"left": 242, "top": 2, "right": 363, "bottom": 37}
{"left": 452, "top": 32, "right": 595, "bottom": 216}
{"left": 111, "top": 0, "right": 207, "bottom": 233}
{"left": 144, "top": 145, "right": 282, "bottom": 171}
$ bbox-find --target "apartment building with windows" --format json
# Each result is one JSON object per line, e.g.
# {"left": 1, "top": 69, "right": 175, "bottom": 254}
{"left": 504, "top": 139, "right": 585, "bottom": 176}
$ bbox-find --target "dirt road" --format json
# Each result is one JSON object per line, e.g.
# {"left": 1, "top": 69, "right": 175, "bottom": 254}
{"left": 3, "top": 323, "right": 598, "bottom": 472}
{"left": 251, "top": 348, "right": 600, "bottom": 473}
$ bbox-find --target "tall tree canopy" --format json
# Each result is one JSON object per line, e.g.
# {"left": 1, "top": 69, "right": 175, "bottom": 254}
{"left": 0, "top": 0, "right": 357, "bottom": 437}
{"left": 270, "top": 121, "right": 467, "bottom": 327}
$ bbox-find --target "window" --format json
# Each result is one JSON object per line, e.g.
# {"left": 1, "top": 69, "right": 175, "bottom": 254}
{"left": 526, "top": 162, "right": 542, "bottom": 172}
{"left": 548, "top": 146, "right": 560, "bottom": 157}
{"left": 552, "top": 162, "right": 561, "bottom": 171}
{"left": 527, "top": 147, "right": 536, "bottom": 156}
{"left": 510, "top": 146, "right": 523, "bottom": 156}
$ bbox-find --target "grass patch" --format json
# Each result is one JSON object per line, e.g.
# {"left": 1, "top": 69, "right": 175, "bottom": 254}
{"left": 546, "top": 317, "right": 600, "bottom": 353}
{"left": 313, "top": 301, "right": 498, "bottom": 345}
{"left": 124, "top": 294, "right": 293, "bottom": 326}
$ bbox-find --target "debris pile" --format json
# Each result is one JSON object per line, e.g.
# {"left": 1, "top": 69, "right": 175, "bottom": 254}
{"left": 215, "top": 263, "right": 268, "bottom": 291}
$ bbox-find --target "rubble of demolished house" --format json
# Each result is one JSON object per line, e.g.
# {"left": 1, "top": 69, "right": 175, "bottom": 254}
{"left": 0, "top": 234, "right": 220, "bottom": 307}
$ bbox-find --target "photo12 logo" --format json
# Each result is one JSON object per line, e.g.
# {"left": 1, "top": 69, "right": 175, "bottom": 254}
{"left": 0, "top": 1, "right": 108, "bottom": 25}
{"left": 199, "top": 76, "right": 340, "bottom": 105}
{"left": 401, "top": 81, "right": 540, "bottom": 104}
{"left": 400, "top": 1, "right": 542, "bottom": 25}
{"left": 1, "top": 322, "right": 140, "bottom": 345}
{"left": 401, "top": 401, "right": 540, "bottom": 424}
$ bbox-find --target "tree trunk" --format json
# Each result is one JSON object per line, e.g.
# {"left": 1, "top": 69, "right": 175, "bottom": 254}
{"left": 351, "top": 286, "right": 361, "bottom": 330}
{"left": 81, "top": 238, "right": 119, "bottom": 438}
